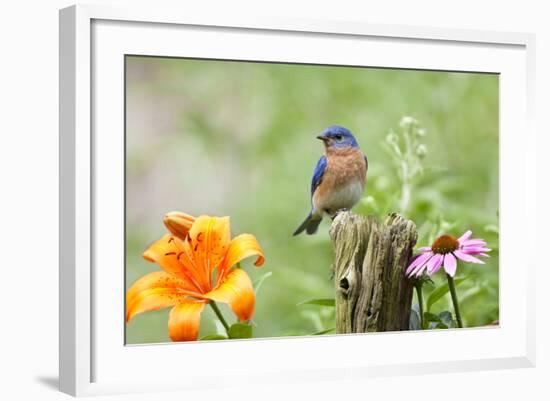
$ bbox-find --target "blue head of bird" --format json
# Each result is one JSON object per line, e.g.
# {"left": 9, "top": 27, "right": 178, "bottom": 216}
{"left": 316, "top": 125, "right": 359, "bottom": 149}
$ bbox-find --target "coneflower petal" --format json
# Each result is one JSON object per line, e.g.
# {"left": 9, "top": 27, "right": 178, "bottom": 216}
{"left": 427, "top": 254, "right": 444, "bottom": 275}
{"left": 406, "top": 252, "right": 433, "bottom": 276}
{"left": 457, "top": 230, "right": 473, "bottom": 243}
{"left": 454, "top": 250, "right": 485, "bottom": 264}
{"left": 462, "top": 239, "right": 487, "bottom": 247}
{"left": 444, "top": 253, "right": 457, "bottom": 276}
{"left": 462, "top": 246, "right": 491, "bottom": 254}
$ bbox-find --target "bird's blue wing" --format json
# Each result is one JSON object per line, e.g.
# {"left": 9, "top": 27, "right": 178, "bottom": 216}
{"left": 311, "top": 155, "right": 327, "bottom": 196}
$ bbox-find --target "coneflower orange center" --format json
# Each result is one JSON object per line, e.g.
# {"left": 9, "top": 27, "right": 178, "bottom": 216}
{"left": 431, "top": 235, "right": 459, "bottom": 255}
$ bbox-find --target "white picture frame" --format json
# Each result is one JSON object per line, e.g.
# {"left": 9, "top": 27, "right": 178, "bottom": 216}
{"left": 59, "top": 4, "right": 536, "bottom": 397}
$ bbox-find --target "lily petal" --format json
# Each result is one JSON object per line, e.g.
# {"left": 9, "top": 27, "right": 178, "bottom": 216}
{"left": 168, "top": 300, "right": 206, "bottom": 341}
{"left": 126, "top": 271, "right": 197, "bottom": 312}
{"left": 143, "top": 234, "right": 206, "bottom": 292}
{"left": 205, "top": 268, "right": 255, "bottom": 322}
{"left": 216, "top": 234, "right": 264, "bottom": 286}
{"left": 218, "top": 233, "right": 265, "bottom": 282}
{"left": 164, "top": 211, "right": 196, "bottom": 240}
{"left": 126, "top": 288, "right": 190, "bottom": 322}
{"left": 188, "top": 216, "right": 231, "bottom": 287}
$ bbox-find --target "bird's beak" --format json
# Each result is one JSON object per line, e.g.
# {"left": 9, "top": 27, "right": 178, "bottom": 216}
{"left": 316, "top": 135, "right": 328, "bottom": 143}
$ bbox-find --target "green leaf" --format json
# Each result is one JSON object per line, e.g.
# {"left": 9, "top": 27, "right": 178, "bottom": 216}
{"left": 424, "top": 311, "right": 455, "bottom": 330}
{"left": 424, "top": 312, "right": 441, "bottom": 323}
{"left": 228, "top": 323, "right": 253, "bottom": 339}
{"left": 426, "top": 277, "right": 466, "bottom": 312}
{"left": 253, "top": 271, "right": 272, "bottom": 295}
{"left": 311, "top": 327, "right": 335, "bottom": 335}
{"left": 297, "top": 298, "right": 335, "bottom": 307}
{"left": 409, "top": 307, "right": 422, "bottom": 331}
{"left": 200, "top": 334, "right": 228, "bottom": 341}
{"left": 427, "top": 321, "right": 448, "bottom": 330}
{"left": 438, "top": 311, "right": 454, "bottom": 327}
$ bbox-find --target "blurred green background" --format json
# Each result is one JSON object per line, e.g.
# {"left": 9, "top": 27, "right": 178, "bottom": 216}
{"left": 125, "top": 56, "right": 499, "bottom": 344}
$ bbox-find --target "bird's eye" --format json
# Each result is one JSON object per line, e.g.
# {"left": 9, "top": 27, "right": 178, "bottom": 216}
{"left": 334, "top": 134, "right": 343, "bottom": 141}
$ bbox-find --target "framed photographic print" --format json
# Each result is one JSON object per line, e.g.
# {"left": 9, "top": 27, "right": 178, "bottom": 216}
{"left": 59, "top": 4, "right": 536, "bottom": 396}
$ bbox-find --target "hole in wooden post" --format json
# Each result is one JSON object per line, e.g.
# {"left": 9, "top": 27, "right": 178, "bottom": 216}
{"left": 331, "top": 212, "right": 417, "bottom": 333}
{"left": 339, "top": 277, "right": 349, "bottom": 290}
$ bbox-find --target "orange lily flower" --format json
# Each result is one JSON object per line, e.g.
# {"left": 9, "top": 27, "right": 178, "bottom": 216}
{"left": 126, "top": 212, "right": 265, "bottom": 341}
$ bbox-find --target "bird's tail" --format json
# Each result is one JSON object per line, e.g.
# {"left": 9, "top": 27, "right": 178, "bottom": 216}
{"left": 293, "top": 211, "right": 322, "bottom": 236}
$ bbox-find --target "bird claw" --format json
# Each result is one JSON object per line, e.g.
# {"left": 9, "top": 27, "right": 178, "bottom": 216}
{"left": 330, "top": 208, "right": 349, "bottom": 220}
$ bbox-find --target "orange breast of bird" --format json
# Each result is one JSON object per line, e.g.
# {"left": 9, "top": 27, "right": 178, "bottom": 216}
{"left": 313, "top": 147, "right": 367, "bottom": 215}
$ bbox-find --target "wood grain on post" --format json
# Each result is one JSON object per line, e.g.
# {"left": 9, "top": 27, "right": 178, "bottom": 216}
{"left": 330, "top": 211, "right": 417, "bottom": 333}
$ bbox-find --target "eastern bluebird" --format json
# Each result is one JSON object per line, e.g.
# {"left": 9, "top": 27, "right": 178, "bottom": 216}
{"left": 293, "top": 126, "right": 368, "bottom": 236}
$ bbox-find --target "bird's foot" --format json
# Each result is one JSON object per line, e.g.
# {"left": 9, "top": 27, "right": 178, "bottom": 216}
{"left": 330, "top": 208, "right": 349, "bottom": 221}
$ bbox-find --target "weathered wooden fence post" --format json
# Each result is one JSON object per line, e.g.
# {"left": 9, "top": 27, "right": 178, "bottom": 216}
{"left": 330, "top": 211, "right": 418, "bottom": 333}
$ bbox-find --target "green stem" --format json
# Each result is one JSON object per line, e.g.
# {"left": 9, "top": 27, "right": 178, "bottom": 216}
{"left": 415, "top": 283, "right": 425, "bottom": 329}
{"left": 209, "top": 301, "right": 230, "bottom": 334}
{"left": 446, "top": 274, "right": 463, "bottom": 328}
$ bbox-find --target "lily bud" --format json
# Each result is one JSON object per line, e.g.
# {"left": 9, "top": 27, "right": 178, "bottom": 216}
{"left": 163, "top": 211, "right": 195, "bottom": 239}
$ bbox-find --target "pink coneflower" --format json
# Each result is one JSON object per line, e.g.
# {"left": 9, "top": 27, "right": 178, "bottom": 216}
{"left": 406, "top": 230, "right": 490, "bottom": 278}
